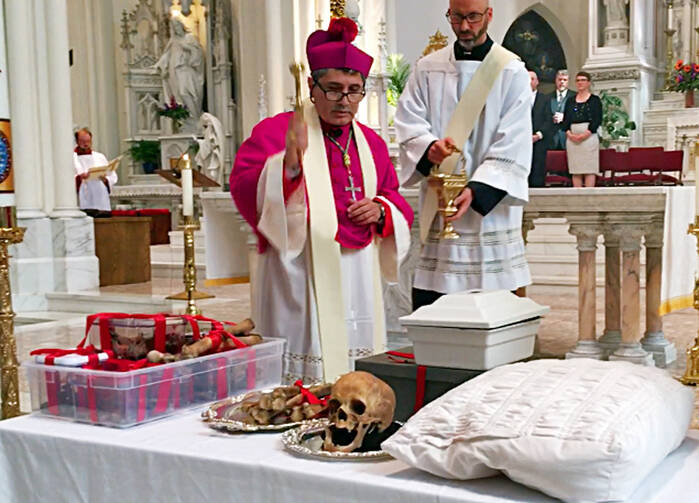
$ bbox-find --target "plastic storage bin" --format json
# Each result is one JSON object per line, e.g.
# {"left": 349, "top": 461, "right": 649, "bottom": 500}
{"left": 24, "top": 338, "right": 284, "bottom": 428}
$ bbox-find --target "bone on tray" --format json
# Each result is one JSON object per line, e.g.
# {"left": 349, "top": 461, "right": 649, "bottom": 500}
{"left": 231, "top": 383, "right": 332, "bottom": 426}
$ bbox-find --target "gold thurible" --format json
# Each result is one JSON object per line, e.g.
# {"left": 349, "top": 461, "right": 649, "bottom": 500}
{"left": 681, "top": 218, "right": 699, "bottom": 385}
{"left": 0, "top": 226, "right": 25, "bottom": 418}
{"left": 427, "top": 144, "right": 467, "bottom": 240}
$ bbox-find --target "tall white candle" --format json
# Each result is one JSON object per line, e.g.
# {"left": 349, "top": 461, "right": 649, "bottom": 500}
{"left": 181, "top": 153, "right": 193, "bottom": 217}
{"left": 667, "top": 3, "right": 673, "bottom": 31}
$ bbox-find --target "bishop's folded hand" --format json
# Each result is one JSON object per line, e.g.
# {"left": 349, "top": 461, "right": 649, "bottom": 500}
{"left": 427, "top": 137, "right": 458, "bottom": 165}
{"left": 283, "top": 111, "right": 308, "bottom": 179}
{"left": 347, "top": 198, "right": 382, "bottom": 226}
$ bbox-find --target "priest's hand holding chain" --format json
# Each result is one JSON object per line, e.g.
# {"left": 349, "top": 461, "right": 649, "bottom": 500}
{"left": 284, "top": 111, "right": 308, "bottom": 179}
{"left": 445, "top": 187, "right": 473, "bottom": 222}
{"left": 347, "top": 198, "right": 383, "bottom": 226}
{"left": 427, "top": 137, "right": 458, "bottom": 165}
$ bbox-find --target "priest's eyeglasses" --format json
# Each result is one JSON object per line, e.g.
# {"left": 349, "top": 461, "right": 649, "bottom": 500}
{"left": 313, "top": 81, "right": 366, "bottom": 103}
{"left": 446, "top": 8, "right": 489, "bottom": 25}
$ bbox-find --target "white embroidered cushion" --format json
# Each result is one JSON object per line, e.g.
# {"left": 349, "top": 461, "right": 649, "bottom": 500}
{"left": 381, "top": 358, "right": 694, "bottom": 502}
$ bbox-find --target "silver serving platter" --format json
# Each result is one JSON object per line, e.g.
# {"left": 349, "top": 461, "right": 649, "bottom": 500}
{"left": 202, "top": 390, "right": 321, "bottom": 433}
{"left": 282, "top": 422, "right": 393, "bottom": 461}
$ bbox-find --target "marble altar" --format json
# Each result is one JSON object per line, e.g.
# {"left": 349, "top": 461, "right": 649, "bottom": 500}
{"left": 524, "top": 187, "right": 694, "bottom": 367}
{"left": 199, "top": 192, "right": 253, "bottom": 287}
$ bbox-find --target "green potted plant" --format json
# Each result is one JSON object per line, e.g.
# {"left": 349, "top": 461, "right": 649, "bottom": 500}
{"left": 599, "top": 90, "right": 636, "bottom": 149}
{"left": 128, "top": 140, "right": 161, "bottom": 174}
{"left": 386, "top": 54, "right": 411, "bottom": 108}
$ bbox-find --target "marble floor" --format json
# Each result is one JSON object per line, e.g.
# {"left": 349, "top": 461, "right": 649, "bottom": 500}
{"left": 12, "top": 279, "right": 699, "bottom": 428}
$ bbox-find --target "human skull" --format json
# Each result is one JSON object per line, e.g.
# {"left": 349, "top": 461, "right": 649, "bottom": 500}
{"left": 323, "top": 371, "right": 396, "bottom": 453}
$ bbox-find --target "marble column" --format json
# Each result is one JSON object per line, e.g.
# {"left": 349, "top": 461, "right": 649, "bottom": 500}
{"left": 516, "top": 217, "right": 537, "bottom": 298}
{"left": 598, "top": 228, "right": 622, "bottom": 357}
{"left": 44, "top": 0, "right": 82, "bottom": 218}
{"left": 264, "top": 0, "right": 285, "bottom": 116}
{"left": 5, "top": 0, "right": 98, "bottom": 311}
{"left": 609, "top": 224, "right": 654, "bottom": 365}
{"left": 5, "top": 0, "right": 45, "bottom": 220}
{"left": 566, "top": 222, "right": 603, "bottom": 360}
{"left": 640, "top": 224, "right": 677, "bottom": 367}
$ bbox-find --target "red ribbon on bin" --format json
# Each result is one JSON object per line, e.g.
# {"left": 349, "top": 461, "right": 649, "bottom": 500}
{"left": 385, "top": 351, "right": 427, "bottom": 414}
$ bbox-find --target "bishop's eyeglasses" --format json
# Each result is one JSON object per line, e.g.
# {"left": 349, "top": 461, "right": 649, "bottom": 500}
{"left": 445, "top": 8, "right": 489, "bottom": 25}
{"left": 313, "top": 80, "right": 366, "bottom": 103}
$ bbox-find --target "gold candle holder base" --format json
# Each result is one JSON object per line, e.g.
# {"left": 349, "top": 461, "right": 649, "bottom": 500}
{"left": 680, "top": 220, "right": 699, "bottom": 385}
{"left": 0, "top": 227, "right": 25, "bottom": 419}
{"left": 166, "top": 216, "right": 213, "bottom": 316}
{"left": 427, "top": 170, "right": 467, "bottom": 240}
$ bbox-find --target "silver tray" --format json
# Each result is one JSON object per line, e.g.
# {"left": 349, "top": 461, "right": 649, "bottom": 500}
{"left": 282, "top": 422, "right": 393, "bottom": 461}
{"left": 202, "top": 391, "right": 321, "bottom": 433}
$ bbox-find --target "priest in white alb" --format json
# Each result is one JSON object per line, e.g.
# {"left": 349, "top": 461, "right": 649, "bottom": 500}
{"left": 73, "top": 128, "right": 117, "bottom": 214}
{"left": 396, "top": 0, "right": 532, "bottom": 310}
{"left": 230, "top": 18, "right": 413, "bottom": 383}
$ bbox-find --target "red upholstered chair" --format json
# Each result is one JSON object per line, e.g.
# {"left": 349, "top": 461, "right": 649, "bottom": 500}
{"left": 544, "top": 150, "right": 571, "bottom": 187}
{"left": 613, "top": 147, "right": 663, "bottom": 185}
{"left": 597, "top": 148, "right": 617, "bottom": 186}
{"left": 652, "top": 150, "right": 683, "bottom": 185}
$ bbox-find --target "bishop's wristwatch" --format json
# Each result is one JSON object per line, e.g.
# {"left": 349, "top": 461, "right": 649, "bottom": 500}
{"left": 376, "top": 201, "right": 385, "bottom": 228}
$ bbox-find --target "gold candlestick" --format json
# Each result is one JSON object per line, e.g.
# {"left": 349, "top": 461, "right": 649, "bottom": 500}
{"left": 0, "top": 226, "right": 25, "bottom": 419}
{"left": 681, "top": 218, "right": 699, "bottom": 385}
{"left": 166, "top": 215, "right": 213, "bottom": 315}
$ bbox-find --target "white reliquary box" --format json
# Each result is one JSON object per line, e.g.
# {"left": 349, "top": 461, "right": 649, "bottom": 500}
{"left": 399, "top": 290, "right": 550, "bottom": 371}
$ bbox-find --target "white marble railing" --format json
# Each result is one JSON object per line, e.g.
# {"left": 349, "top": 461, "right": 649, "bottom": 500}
{"left": 523, "top": 187, "right": 687, "bottom": 368}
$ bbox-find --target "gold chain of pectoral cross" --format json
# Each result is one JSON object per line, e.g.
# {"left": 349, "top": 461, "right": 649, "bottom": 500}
{"left": 325, "top": 128, "right": 361, "bottom": 201}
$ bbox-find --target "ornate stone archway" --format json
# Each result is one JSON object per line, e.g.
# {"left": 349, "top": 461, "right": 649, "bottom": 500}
{"left": 502, "top": 9, "right": 567, "bottom": 90}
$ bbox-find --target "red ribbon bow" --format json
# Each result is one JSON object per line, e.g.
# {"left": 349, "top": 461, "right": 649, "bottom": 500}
{"left": 293, "top": 379, "right": 328, "bottom": 406}
{"left": 30, "top": 345, "right": 111, "bottom": 366}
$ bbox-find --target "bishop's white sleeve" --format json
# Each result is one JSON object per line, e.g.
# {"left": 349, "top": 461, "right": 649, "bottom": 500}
{"left": 469, "top": 64, "right": 533, "bottom": 205}
{"left": 256, "top": 152, "right": 307, "bottom": 260}
{"left": 394, "top": 66, "right": 438, "bottom": 188}
{"left": 374, "top": 196, "right": 410, "bottom": 284}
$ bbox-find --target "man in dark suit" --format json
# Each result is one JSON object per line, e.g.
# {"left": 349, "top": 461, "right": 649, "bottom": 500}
{"left": 548, "top": 69, "right": 576, "bottom": 150}
{"left": 528, "top": 70, "right": 550, "bottom": 187}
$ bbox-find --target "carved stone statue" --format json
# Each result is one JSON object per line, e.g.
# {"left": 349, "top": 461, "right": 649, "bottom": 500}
{"left": 195, "top": 113, "right": 225, "bottom": 186}
{"left": 603, "top": 0, "right": 629, "bottom": 28}
{"left": 154, "top": 17, "right": 204, "bottom": 133}
{"left": 345, "top": 0, "right": 360, "bottom": 23}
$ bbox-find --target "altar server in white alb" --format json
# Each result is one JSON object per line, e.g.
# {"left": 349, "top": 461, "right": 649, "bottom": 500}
{"left": 396, "top": 0, "right": 532, "bottom": 310}
{"left": 231, "top": 18, "right": 413, "bottom": 383}
{"left": 73, "top": 128, "right": 117, "bottom": 214}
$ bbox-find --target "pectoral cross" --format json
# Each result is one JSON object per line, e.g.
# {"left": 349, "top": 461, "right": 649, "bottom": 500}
{"left": 345, "top": 173, "right": 361, "bottom": 200}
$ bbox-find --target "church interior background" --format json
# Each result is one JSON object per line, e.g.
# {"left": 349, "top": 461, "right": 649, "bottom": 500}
{"left": 0, "top": 1, "right": 698, "bottom": 498}
{"left": 6, "top": 0, "right": 699, "bottom": 415}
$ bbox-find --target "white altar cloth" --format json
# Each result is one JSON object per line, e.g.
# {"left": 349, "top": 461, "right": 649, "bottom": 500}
{"left": 0, "top": 413, "right": 697, "bottom": 503}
